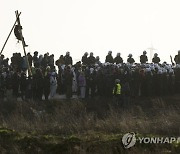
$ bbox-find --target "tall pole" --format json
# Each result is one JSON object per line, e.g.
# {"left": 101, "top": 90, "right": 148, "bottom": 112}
{"left": 0, "top": 12, "right": 21, "bottom": 55}
{"left": 15, "top": 10, "right": 32, "bottom": 76}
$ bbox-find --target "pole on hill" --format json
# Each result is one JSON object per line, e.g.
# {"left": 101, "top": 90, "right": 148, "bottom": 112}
{"left": 15, "top": 10, "right": 32, "bottom": 76}
{"left": 0, "top": 12, "right": 21, "bottom": 55}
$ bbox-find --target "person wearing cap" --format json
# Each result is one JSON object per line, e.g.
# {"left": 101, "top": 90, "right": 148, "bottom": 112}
{"left": 140, "top": 51, "right": 148, "bottom": 64}
{"left": 174, "top": 50, "right": 180, "bottom": 64}
{"left": 82, "top": 52, "right": 89, "bottom": 65}
{"left": 152, "top": 53, "right": 160, "bottom": 64}
{"left": 64, "top": 51, "right": 73, "bottom": 66}
{"left": 127, "top": 54, "right": 135, "bottom": 64}
{"left": 114, "top": 53, "right": 123, "bottom": 64}
{"left": 105, "top": 51, "right": 114, "bottom": 63}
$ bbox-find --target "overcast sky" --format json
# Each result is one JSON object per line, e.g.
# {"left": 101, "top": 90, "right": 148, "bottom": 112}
{"left": 1, "top": 0, "right": 180, "bottom": 63}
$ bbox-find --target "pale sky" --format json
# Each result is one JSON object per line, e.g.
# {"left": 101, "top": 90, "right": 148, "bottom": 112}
{"left": 1, "top": 0, "right": 180, "bottom": 64}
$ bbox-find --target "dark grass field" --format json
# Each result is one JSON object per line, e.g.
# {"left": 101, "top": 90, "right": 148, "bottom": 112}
{"left": 0, "top": 95, "right": 179, "bottom": 153}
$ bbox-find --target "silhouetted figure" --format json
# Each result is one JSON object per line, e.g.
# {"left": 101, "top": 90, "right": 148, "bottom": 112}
{"left": 14, "top": 25, "right": 22, "bottom": 40}
{"left": 56, "top": 55, "right": 65, "bottom": 68}
{"left": 78, "top": 71, "right": 86, "bottom": 99}
{"left": 20, "top": 72, "right": 27, "bottom": 100}
{"left": 114, "top": 53, "right": 123, "bottom": 64}
{"left": 140, "top": 51, "right": 148, "bottom": 64}
{"left": 64, "top": 66, "right": 73, "bottom": 99}
{"left": 0, "top": 55, "right": 4, "bottom": 66}
{"left": 88, "top": 52, "right": 95, "bottom": 65}
{"left": 33, "top": 68, "right": 44, "bottom": 101}
{"left": 127, "top": 54, "right": 135, "bottom": 64}
{"left": 152, "top": 53, "right": 160, "bottom": 64}
{"left": 95, "top": 56, "right": 101, "bottom": 65}
{"left": 64, "top": 52, "right": 73, "bottom": 65}
{"left": 33, "top": 51, "right": 39, "bottom": 68}
{"left": 14, "top": 25, "right": 28, "bottom": 47}
{"left": 41, "top": 54, "right": 49, "bottom": 68}
{"left": 43, "top": 67, "right": 50, "bottom": 100}
{"left": 105, "top": 51, "right": 114, "bottom": 63}
{"left": 174, "top": 50, "right": 180, "bottom": 64}
{"left": 82, "top": 52, "right": 89, "bottom": 65}
{"left": 50, "top": 72, "right": 57, "bottom": 98}
{"left": 49, "top": 54, "right": 54, "bottom": 69}
{"left": 27, "top": 53, "right": 33, "bottom": 67}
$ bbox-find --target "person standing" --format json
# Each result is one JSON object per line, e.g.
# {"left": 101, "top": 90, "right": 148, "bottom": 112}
{"left": 127, "top": 54, "right": 135, "bottom": 64}
{"left": 140, "top": 51, "right": 148, "bottom": 64}
{"left": 20, "top": 71, "right": 27, "bottom": 100}
{"left": 114, "top": 53, "right": 123, "bottom": 64}
{"left": 82, "top": 52, "right": 89, "bottom": 65}
{"left": 152, "top": 53, "right": 160, "bottom": 64}
{"left": 33, "top": 51, "right": 39, "bottom": 68}
{"left": 112, "top": 79, "right": 121, "bottom": 105}
{"left": 50, "top": 72, "right": 57, "bottom": 98}
{"left": 78, "top": 71, "right": 86, "bottom": 99}
{"left": 88, "top": 52, "right": 95, "bottom": 65}
{"left": 33, "top": 68, "right": 44, "bottom": 101}
{"left": 43, "top": 66, "right": 51, "bottom": 100}
{"left": 174, "top": 50, "right": 180, "bottom": 64}
{"left": 64, "top": 52, "right": 73, "bottom": 66}
{"left": 105, "top": 51, "right": 114, "bottom": 63}
{"left": 64, "top": 66, "right": 73, "bottom": 99}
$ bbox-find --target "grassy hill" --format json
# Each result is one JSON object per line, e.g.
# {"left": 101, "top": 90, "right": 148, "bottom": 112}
{"left": 0, "top": 95, "right": 179, "bottom": 153}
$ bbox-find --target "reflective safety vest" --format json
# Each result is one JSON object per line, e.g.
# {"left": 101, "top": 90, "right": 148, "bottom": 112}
{"left": 113, "top": 83, "right": 121, "bottom": 95}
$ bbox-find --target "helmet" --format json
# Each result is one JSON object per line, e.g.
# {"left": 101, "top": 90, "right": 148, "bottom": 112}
{"left": 66, "top": 51, "right": 70, "bottom": 55}
{"left": 84, "top": 52, "right": 88, "bottom": 56}
{"left": 115, "top": 79, "right": 120, "bottom": 83}
{"left": 96, "top": 56, "right": 99, "bottom": 60}
{"left": 34, "top": 51, "right": 38, "bottom": 55}
{"left": 154, "top": 53, "right": 158, "bottom": 57}
{"left": 143, "top": 51, "right": 147, "bottom": 54}
{"left": 128, "top": 54, "right": 132, "bottom": 57}
{"left": 108, "top": 51, "right": 112, "bottom": 54}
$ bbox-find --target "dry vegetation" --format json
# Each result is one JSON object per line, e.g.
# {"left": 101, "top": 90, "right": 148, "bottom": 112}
{"left": 0, "top": 95, "right": 179, "bottom": 153}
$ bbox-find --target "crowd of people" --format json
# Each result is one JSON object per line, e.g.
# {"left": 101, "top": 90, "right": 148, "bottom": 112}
{"left": 0, "top": 50, "right": 180, "bottom": 103}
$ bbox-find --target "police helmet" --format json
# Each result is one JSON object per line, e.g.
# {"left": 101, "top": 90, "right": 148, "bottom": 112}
{"left": 143, "top": 50, "right": 147, "bottom": 54}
